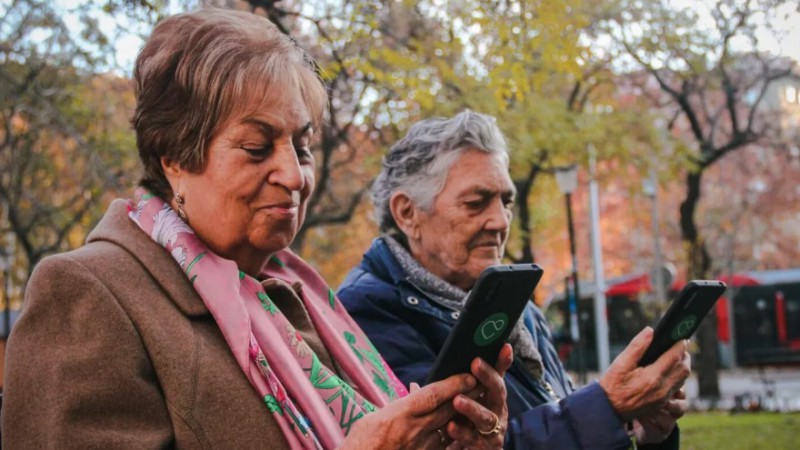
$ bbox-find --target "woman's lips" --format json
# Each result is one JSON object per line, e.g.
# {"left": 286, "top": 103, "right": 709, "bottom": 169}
{"left": 259, "top": 202, "right": 298, "bottom": 217}
{"left": 472, "top": 238, "right": 502, "bottom": 249}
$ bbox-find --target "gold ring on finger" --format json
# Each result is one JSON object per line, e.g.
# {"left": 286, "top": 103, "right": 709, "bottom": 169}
{"left": 477, "top": 412, "right": 502, "bottom": 437}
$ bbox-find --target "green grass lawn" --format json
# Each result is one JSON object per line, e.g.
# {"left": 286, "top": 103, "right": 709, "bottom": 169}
{"left": 680, "top": 411, "right": 800, "bottom": 449}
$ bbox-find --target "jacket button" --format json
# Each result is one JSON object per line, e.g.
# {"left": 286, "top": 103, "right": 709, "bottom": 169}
{"left": 451, "top": 311, "right": 460, "bottom": 319}
{"left": 407, "top": 296, "right": 419, "bottom": 305}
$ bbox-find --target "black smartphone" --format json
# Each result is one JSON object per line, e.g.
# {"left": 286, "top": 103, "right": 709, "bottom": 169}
{"left": 638, "top": 279, "right": 727, "bottom": 366}
{"left": 425, "top": 263, "right": 544, "bottom": 384}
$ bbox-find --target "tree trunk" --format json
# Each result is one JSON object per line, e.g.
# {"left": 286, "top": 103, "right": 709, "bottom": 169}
{"left": 511, "top": 165, "right": 541, "bottom": 264}
{"left": 515, "top": 190, "right": 535, "bottom": 264}
{"left": 679, "top": 170, "right": 719, "bottom": 398}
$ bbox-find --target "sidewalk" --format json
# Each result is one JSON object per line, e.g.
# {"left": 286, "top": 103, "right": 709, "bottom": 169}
{"left": 684, "top": 366, "right": 800, "bottom": 412}
{"left": 573, "top": 366, "right": 800, "bottom": 412}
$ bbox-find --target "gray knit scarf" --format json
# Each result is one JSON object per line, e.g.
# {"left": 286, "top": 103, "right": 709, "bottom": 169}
{"left": 383, "top": 235, "right": 544, "bottom": 380}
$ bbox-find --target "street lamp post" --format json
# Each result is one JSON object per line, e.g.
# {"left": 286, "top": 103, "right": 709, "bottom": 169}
{"left": 588, "top": 146, "right": 611, "bottom": 372}
{"left": 642, "top": 169, "right": 667, "bottom": 305}
{"left": 555, "top": 164, "right": 586, "bottom": 383}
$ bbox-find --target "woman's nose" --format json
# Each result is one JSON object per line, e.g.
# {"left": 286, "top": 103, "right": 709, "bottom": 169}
{"left": 268, "top": 143, "right": 305, "bottom": 192}
{"left": 486, "top": 198, "right": 511, "bottom": 230}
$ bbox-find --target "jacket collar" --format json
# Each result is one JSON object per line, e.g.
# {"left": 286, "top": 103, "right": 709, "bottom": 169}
{"left": 362, "top": 237, "right": 461, "bottom": 323}
{"left": 361, "top": 237, "right": 411, "bottom": 286}
{"left": 86, "top": 199, "right": 209, "bottom": 317}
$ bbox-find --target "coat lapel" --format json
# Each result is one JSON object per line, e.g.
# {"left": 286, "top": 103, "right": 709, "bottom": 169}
{"left": 86, "top": 199, "right": 209, "bottom": 317}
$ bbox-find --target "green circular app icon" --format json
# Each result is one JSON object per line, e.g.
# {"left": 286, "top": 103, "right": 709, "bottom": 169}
{"left": 474, "top": 312, "right": 509, "bottom": 346}
{"left": 671, "top": 315, "right": 698, "bottom": 341}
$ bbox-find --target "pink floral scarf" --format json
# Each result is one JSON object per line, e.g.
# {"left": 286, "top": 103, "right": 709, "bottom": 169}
{"left": 128, "top": 189, "right": 407, "bottom": 450}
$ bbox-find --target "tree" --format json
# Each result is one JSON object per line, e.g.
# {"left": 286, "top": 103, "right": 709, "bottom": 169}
{"left": 341, "top": 0, "right": 659, "bottom": 267}
{"left": 609, "top": 0, "right": 797, "bottom": 397}
{"left": 703, "top": 143, "right": 800, "bottom": 275}
{"left": 0, "top": 0, "right": 139, "bottom": 289}
{"left": 244, "top": 0, "right": 667, "bottom": 285}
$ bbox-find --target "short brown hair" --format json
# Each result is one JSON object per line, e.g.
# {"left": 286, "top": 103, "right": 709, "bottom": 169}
{"left": 132, "top": 8, "right": 328, "bottom": 200}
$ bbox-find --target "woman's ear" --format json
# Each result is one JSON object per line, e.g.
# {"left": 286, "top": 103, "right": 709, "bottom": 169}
{"left": 161, "top": 156, "right": 184, "bottom": 191}
{"left": 389, "top": 192, "right": 421, "bottom": 241}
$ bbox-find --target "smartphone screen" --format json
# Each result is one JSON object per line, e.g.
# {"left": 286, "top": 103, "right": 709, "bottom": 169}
{"left": 638, "top": 280, "right": 727, "bottom": 366}
{"left": 425, "top": 263, "right": 544, "bottom": 384}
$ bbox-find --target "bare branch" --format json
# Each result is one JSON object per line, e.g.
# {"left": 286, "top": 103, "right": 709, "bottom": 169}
{"left": 302, "top": 186, "right": 370, "bottom": 228}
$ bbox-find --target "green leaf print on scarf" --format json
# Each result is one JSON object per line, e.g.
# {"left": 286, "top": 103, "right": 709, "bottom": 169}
{"left": 328, "top": 288, "right": 336, "bottom": 311}
{"left": 324, "top": 382, "right": 366, "bottom": 435}
{"left": 341, "top": 380, "right": 355, "bottom": 400}
{"left": 362, "top": 400, "right": 377, "bottom": 413}
{"left": 264, "top": 394, "right": 283, "bottom": 415}
{"left": 343, "top": 331, "right": 363, "bottom": 363}
{"left": 184, "top": 252, "right": 207, "bottom": 285}
{"left": 185, "top": 252, "right": 206, "bottom": 275}
{"left": 304, "top": 352, "right": 369, "bottom": 435}
{"left": 257, "top": 291, "right": 278, "bottom": 316}
{"left": 283, "top": 403, "right": 309, "bottom": 436}
{"left": 270, "top": 255, "right": 285, "bottom": 268}
{"left": 372, "top": 372, "right": 391, "bottom": 398}
{"left": 308, "top": 354, "right": 342, "bottom": 390}
{"left": 343, "top": 331, "right": 396, "bottom": 399}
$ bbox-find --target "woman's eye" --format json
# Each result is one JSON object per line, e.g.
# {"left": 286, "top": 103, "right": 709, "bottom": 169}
{"left": 298, "top": 149, "right": 315, "bottom": 164}
{"left": 240, "top": 144, "right": 273, "bottom": 159}
{"left": 294, "top": 137, "right": 313, "bottom": 161}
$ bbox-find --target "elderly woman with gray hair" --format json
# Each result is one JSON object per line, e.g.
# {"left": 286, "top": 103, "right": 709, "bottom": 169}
{"left": 338, "top": 110, "right": 690, "bottom": 449}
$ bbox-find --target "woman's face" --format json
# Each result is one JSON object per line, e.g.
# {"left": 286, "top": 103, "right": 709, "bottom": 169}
{"left": 164, "top": 88, "right": 315, "bottom": 276}
{"left": 407, "top": 149, "right": 515, "bottom": 291}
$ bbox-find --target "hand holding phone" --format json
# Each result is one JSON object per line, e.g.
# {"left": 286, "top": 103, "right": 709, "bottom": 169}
{"left": 638, "top": 280, "right": 726, "bottom": 366}
{"left": 425, "top": 263, "right": 544, "bottom": 384}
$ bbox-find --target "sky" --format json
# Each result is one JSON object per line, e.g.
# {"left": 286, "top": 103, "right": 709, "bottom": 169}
{"left": 41, "top": 0, "right": 800, "bottom": 75}
{"left": 670, "top": 0, "right": 800, "bottom": 63}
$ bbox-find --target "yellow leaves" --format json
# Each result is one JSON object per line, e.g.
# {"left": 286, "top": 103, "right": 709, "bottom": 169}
{"left": 300, "top": 201, "right": 379, "bottom": 288}
{"left": 414, "top": 90, "right": 437, "bottom": 112}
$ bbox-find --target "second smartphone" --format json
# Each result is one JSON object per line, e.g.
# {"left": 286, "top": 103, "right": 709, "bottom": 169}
{"left": 638, "top": 279, "right": 727, "bottom": 366}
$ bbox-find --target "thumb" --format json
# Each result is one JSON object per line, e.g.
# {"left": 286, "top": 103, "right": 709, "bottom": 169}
{"left": 617, "top": 327, "right": 654, "bottom": 368}
{"left": 495, "top": 343, "right": 514, "bottom": 377}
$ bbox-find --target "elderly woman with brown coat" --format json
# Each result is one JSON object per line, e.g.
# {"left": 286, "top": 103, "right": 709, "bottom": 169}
{"left": 1, "top": 9, "right": 511, "bottom": 450}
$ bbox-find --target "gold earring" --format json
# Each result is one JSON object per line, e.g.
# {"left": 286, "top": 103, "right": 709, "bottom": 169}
{"left": 174, "top": 192, "right": 187, "bottom": 220}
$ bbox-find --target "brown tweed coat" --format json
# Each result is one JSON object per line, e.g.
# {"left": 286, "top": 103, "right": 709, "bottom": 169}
{"left": 2, "top": 200, "right": 337, "bottom": 449}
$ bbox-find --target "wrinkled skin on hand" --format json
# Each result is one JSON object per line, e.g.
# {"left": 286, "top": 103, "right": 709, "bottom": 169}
{"left": 339, "top": 373, "right": 477, "bottom": 450}
{"left": 340, "top": 344, "right": 513, "bottom": 450}
{"left": 599, "top": 327, "right": 691, "bottom": 423}
{"left": 444, "top": 343, "right": 513, "bottom": 450}
{"left": 633, "top": 388, "right": 688, "bottom": 444}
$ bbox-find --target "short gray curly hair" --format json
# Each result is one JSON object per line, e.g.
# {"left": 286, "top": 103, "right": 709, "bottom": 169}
{"left": 371, "top": 110, "right": 510, "bottom": 234}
